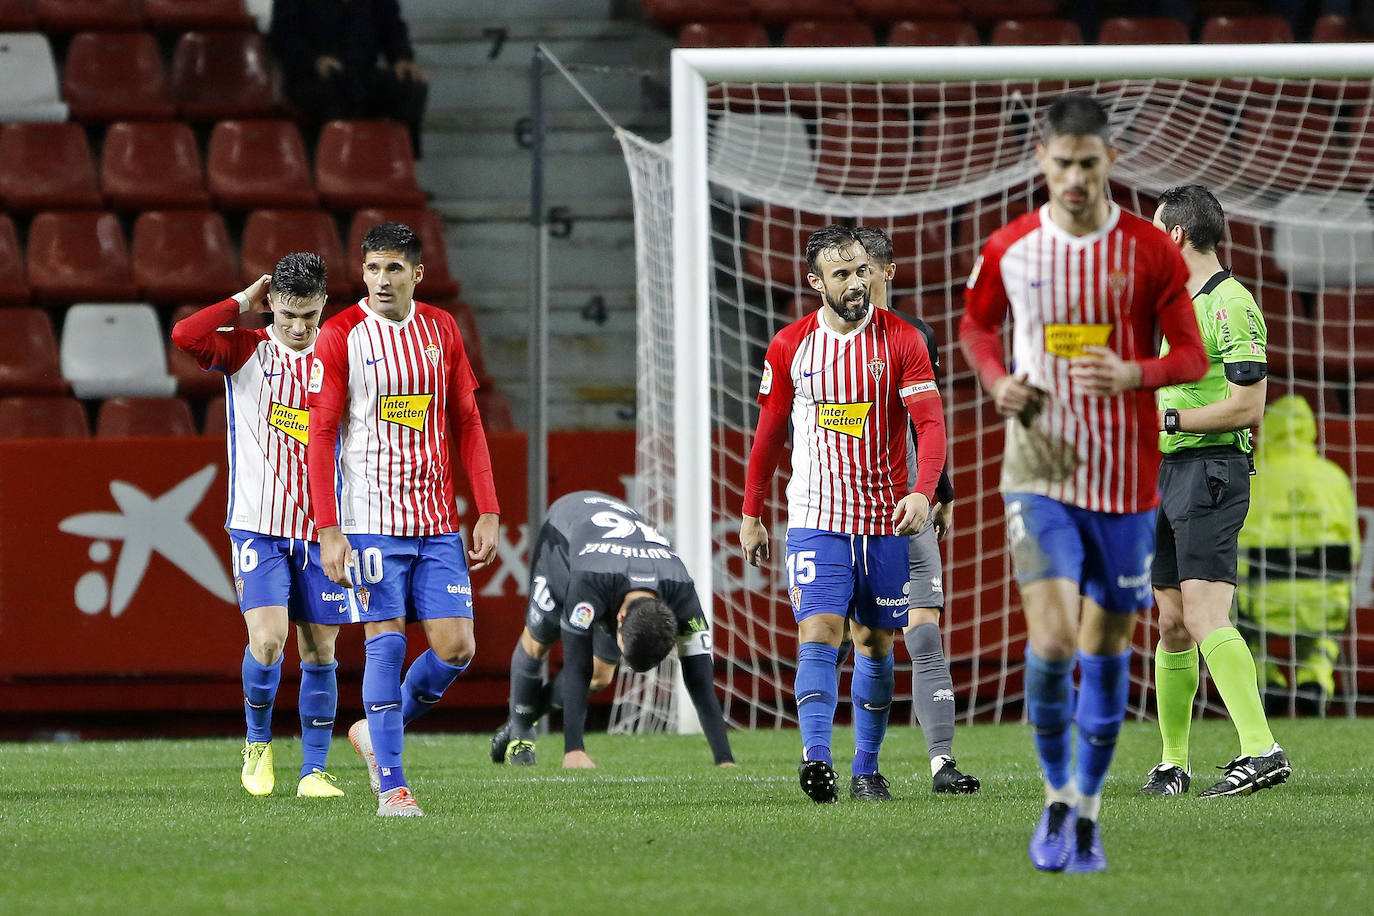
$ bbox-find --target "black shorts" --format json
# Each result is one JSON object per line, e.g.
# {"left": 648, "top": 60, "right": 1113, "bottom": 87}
{"left": 1151, "top": 446, "right": 1250, "bottom": 590}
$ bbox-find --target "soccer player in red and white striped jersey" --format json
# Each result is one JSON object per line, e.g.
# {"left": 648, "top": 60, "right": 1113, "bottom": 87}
{"left": 959, "top": 95, "right": 1207, "bottom": 872}
{"left": 307, "top": 222, "right": 500, "bottom": 817}
{"left": 172, "top": 253, "right": 345, "bottom": 800}
{"left": 739, "top": 225, "right": 946, "bottom": 803}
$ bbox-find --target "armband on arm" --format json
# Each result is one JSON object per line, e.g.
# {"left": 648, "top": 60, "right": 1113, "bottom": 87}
{"left": 1224, "top": 360, "right": 1267, "bottom": 386}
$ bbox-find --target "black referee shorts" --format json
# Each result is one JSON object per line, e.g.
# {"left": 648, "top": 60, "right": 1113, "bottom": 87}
{"left": 1151, "top": 445, "right": 1250, "bottom": 590}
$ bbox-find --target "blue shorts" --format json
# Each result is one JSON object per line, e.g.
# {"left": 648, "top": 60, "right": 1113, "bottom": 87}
{"left": 341, "top": 532, "right": 474, "bottom": 624}
{"left": 228, "top": 531, "right": 347, "bottom": 626}
{"left": 785, "top": 528, "right": 910, "bottom": 629}
{"left": 1002, "top": 494, "right": 1155, "bottom": 614}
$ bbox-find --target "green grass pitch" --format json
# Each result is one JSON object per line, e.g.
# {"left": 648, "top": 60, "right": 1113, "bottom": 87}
{"left": 2, "top": 719, "right": 1371, "bottom": 914}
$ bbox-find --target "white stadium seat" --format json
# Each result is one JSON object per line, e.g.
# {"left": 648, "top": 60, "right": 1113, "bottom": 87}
{"left": 60, "top": 303, "right": 177, "bottom": 399}
{"left": 0, "top": 32, "right": 69, "bottom": 122}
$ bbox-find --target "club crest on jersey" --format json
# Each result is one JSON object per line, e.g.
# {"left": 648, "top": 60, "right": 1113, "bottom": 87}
{"left": 789, "top": 586, "right": 802, "bottom": 611}
{"left": 307, "top": 358, "right": 324, "bottom": 393}
{"left": 867, "top": 358, "right": 885, "bottom": 383}
{"left": 268, "top": 402, "right": 309, "bottom": 445}
{"left": 569, "top": 602, "right": 595, "bottom": 630}
{"left": 379, "top": 393, "right": 433, "bottom": 431}
{"left": 424, "top": 343, "right": 440, "bottom": 367}
{"left": 816, "top": 401, "right": 872, "bottom": 439}
{"left": 1044, "top": 323, "right": 1113, "bottom": 358}
{"left": 1108, "top": 269, "right": 1130, "bottom": 296}
{"left": 356, "top": 586, "right": 370, "bottom": 613}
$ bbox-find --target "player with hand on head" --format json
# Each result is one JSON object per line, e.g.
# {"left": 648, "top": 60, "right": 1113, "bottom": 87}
{"left": 306, "top": 222, "right": 500, "bottom": 817}
{"left": 1140, "top": 184, "right": 1288, "bottom": 799}
{"left": 171, "top": 253, "right": 345, "bottom": 799}
{"left": 851, "top": 225, "right": 978, "bottom": 794}
{"left": 959, "top": 95, "right": 1207, "bottom": 871}
{"left": 490, "top": 490, "right": 734, "bottom": 769}
{"left": 739, "top": 225, "right": 947, "bottom": 804}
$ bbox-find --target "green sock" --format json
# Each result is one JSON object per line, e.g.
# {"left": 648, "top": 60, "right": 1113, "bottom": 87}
{"left": 1201, "top": 626, "right": 1275, "bottom": 757}
{"left": 1154, "top": 645, "right": 1198, "bottom": 770}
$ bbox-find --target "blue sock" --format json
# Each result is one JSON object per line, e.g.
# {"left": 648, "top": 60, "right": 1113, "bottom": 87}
{"left": 1024, "top": 648, "right": 1075, "bottom": 790}
{"left": 242, "top": 648, "right": 282, "bottom": 744}
{"left": 298, "top": 661, "right": 338, "bottom": 779}
{"left": 402, "top": 649, "right": 468, "bottom": 725}
{"left": 795, "top": 642, "right": 840, "bottom": 764}
{"left": 1075, "top": 648, "right": 1132, "bottom": 797}
{"left": 850, "top": 649, "right": 894, "bottom": 776}
{"left": 363, "top": 632, "right": 408, "bottom": 792}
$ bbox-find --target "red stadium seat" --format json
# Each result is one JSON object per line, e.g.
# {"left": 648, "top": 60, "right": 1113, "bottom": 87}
{"left": 314, "top": 120, "right": 427, "bottom": 211}
{"left": 1344, "top": 102, "right": 1374, "bottom": 187}
{"left": 750, "top": 0, "right": 855, "bottom": 26}
{"left": 1254, "top": 289, "right": 1315, "bottom": 378}
{"left": 1223, "top": 218, "right": 1285, "bottom": 287}
{"left": 1097, "top": 16, "right": 1189, "bottom": 44}
{"left": 239, "top": 209, "right": 351, "bottom": 301}
{"left": 743, "top": 203, "right": 839, "bottom": 295}
{"left": 1232, "top": 100, "right": 1345, "bottom": 191}
{"left": 919, "top": 112, "right": 1034, "bottom": 189}
{"left": 27, "top": 211, "right": 138, "bottom": 304}
{"left": 960, "top": 1, "right": 1061, "bottom": 24}
{"left": 863, "top": 211, "right": 971, "bottom": 293}
{"left": 0, "top": 396, "right": 89, "bottom": 438}
{"left": 0, "top": 215, "right": 30, "bottom": 305}
{"left": 171, "top": 30, "right": 275, "bottom": 120}
{"left": 990, "top": 18, "right": 1082, "bottom": 45}
{"left": 432, "top": 301, "right": 492, "bottom": 389}
{"left": 0, "top": 308, "right": 66, "bottom": 395}
{"left": 0, "top": 123, "right": 102, "bottom": 212}
{"left": 1200, "top": 15, "right": 1293, "bottom": 43}
{"left": 140, "top": 0, "right": 253, "bottom": 31}
{"left": 33, "top": 0, "right": 140, "bottom": 30}
{"left": 887, "top": 19, "right": 979, "bottom": 46}
{"left": 203, "top": 395, "right": 227, "bottom": 436}
{"left": 101, "top": 121, "right": 210, "bottom": 210}
{"left": 62, "top": 31, "right": 175, "bottom": 121}
{"left": 132, "top": 210, "right": 239, "bottom": 304}
{"left": 475, "top": 389, "right": 516, "bottom": 432}
{"left": 641, "top": 0, "right": 752, "bottom": 27}
{"left": 0, "top": 0, "right": 38, "bottom": 30}
{"left": 347, "top": 207, "right": 460, "bottom": 301}
{"left": 1311, "top": 14, "right": 1370, "bottom": 42}
{"left": 1314, "top": 290, "right": 1374, "bottom": 380}
{"left": 855, "top": 0, "right": 960, "bottom": 23}
{"left": 815, "top": 106, "right": 921, "bottom": 195}
{"left": 167, "top": 304, "right": 233, "bottom": 398}
{"left": 206, "top": 120, "right": 318, "bottom": 210}
{"left": 781, "top": 19, "right": 876, "bottom": 46}
{"left": 96, "top": 396, "right": 197, "bottom": 438}
{"left": 678, "top": 22, "right": 770, "bottom": 47}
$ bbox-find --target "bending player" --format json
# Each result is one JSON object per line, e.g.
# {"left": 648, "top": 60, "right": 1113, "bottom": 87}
{"left": 960, "top": 95, "right": 1207, "bottom": 871}
{"left": 171, "top": 254, "right": 344, "bottom": 799}
{"left": 853, "top": 225, "right": 978, "bottom": 794}
{"left": 307, "top": 222, "right": 500, "bottom": 817}
{"left": 739, "top": 225, "right": 946, "bottom": 804}
{"left": 490, "top": 490, "right": 735, "bottom": 769}
{"left": 1141, "top": 184, "right": 1288, "bottom": 798}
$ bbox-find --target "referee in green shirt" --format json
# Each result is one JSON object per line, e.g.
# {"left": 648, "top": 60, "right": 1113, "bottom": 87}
{"left": 1140, "top": 185, "right": 1290, "bottom": 798}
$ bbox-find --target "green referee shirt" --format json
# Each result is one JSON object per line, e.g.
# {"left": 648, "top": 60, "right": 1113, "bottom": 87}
{"left": 1157, "top": 269, "right": 1266, "bottom": 455}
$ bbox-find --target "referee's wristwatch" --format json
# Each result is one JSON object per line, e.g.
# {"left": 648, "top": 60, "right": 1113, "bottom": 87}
{"left": 1163, "top": 408, "right": 1181, "bottom": 435}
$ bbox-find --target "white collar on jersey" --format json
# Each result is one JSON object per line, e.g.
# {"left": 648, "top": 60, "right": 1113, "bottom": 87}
{"left": 359, "top": 297, "right": 416, "bottom": 329}
{"left": 815, "top": 299, "right": 875, "bottom": 343}
{"left": 1037, "top": 201, "right": 1122, "bottom": 246}
{"left": 265, "top": 324, "right": 316, "bottom": 358}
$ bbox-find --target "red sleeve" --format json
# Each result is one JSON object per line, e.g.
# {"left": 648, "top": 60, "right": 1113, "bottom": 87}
{"left": 444, "top": 319, "right": 499, "bottom": 517}
{"left": 305, "top": 322, "right": 350, "bottom": 529}
{"left": 170, "top": 298, "right": 260, "bottom": 374}
{"left": 893, "top": 319, "right": 945, "bottom": 501}
{"left": 1137, "top": 242, "right": 1209, "bottom": 389}
{"left": 741, "top": 403, "right": 789, "bottom": 518}
{"left": 756, "top": 324, "right": 798, "bottom": 413}
{"left": 958, "top": 240, "right": 1013, "bottom": 391}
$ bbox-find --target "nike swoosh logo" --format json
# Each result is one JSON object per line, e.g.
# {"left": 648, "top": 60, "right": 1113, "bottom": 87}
{"left": 798, "top": 692, "right": 823, "bottom": 704}
{"left": 244, "top": 698, "right": 271, "bottom": 710}
{"left": 802, "top": 369, "right": 823, "bottom": 378}
{"left": 366, "top": 356, "right": 386, "bottom": 366}
{"left": 263, "top": 370, "right": 282, "bottom": 378}
{"left": 1030, "top": 279, "right": 1052, "bottom": 288}
{"left": 861, "top": 701, "right": 891, "bottom": 712}
{"left": 310, "top": 718, "right": 334, "bottom": 727}
{"left": 369, "top": 703, "right": 399, "bottom": 712}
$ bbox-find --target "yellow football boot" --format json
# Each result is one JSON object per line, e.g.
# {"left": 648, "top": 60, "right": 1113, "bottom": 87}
{"left": 241, "top": 741, "right": 275, "bottom": 796}
{"left": 296, "top": 768, "right": 345, "bottom": 798}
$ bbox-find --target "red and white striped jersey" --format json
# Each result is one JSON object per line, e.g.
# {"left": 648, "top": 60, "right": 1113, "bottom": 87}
{"left": 756, "top": 307, "right": 940, "bottom": 534}
{"left": 171, "top": 298, "right": 315, "bottom": 540}
{"left": 306, "top": 300, "right": 484, "bottom": 536}
{"left": 960, "top": 204, "right": 1203, "bottom": 513}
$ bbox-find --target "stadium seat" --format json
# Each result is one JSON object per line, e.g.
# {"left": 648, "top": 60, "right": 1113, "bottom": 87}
{"left": 710, "top": 111, "right": 818, "bottom": 199}
{"left": 1311, "top": 13, "right": 1371, "bottom": 42}
{"left": 206, "top": 120, "right": 318, "bottom": 210}
{"left": 1222, "top": 218, "right": 1285, "bottom": 287}
{"left": 990, "top": 18, "right": 1082, "bottom": 45}
{"left": 166, "top": 304, "right": 232, "bottom": 398}
{"left": 33, "top": 0, "right": 140, "bottom": 31}
{"left": 919, "top": 113, "right": 1034, "bottom": 189}
{"left": 960, "top": 1, "right": 1061, "bottom": 24}
{"left": 781, "top": 19, "right": 876, "bottom": 47}
{"left": 101, "top": 121, "right": 210, "bottom": 210}
{"left": 140, "top": 0, "right": 254, "bottom": 31}
{"left": 314, "top": 120, "right": 427, "bottom": 211}
{"left": 0, "top": 31, "right": 67, "bottom": 121}
{"left": 0, "top": 215, "right": 29, "bottom": 305}
{"left": 749, "top": 0, "right": 855, "bottom": 26}
{"left": 0, "top": 308, "right": 66, "bottom": 395}
{"left": 347, "top": 207, "right": 461, "bottom": 301}
{"left": 1200, "top": 15, "right": 1293, "bottom": 43}
{"left": 641, "top": 0, "right": 752, "bottom": 27}
{"left": 203, "top": 394, "right": 227, "bottom": 435}
{"left": 815, "top": 107, "right": 919, "bottom": 195}
{"left": 1344, "top": 101, "right": 1374, "bottom": 186}
{"left": 1232, "top": 99, "right": 1344, "bottom": 191}
{"left": 1096, "top": 16, "right": 1189, "bottom": 44}
{"left": 132, "top": 210, "right": 238, "bottom": 304}
{"left": 886, "top": 19, "right": 980, "bottom": 46}
{"left": 0, "top": 395, "right": 89, "bottom": 438}
{"left": 239, "top": 209, "right": 351, "bottom": 301}
{"left": 0, "top": 122, "right": 103, "bottom": 212}
{"left": 96, "top": 396, "right": 196, "bottom": 437}
{"left": 743, "top": 202, "right": 837, "bottom": 295}
{"left": 1253, "top": 289, "right": 1315, "bottom": 378}
{"left": 62, "top": 30, "right": 175, "bottom": 122}
{"left": 1314, "top": 290, "right": 1374, "bottom": 380}
{"left": 854, "top": 0, "right": 960, "bottom": 23}
{"left": 1109, "top": 181, "right": 1158, "bottom": 225}
{"left": 27, "top": 212, "right": 139, "bottom": 304}
{"left": 0, "top": 1, "right": 37, "bottom": 30}
{"left": 864, "top": 211, "right": 971, "bottom": 293}
{"left": 432, "top": 301, "right": 492, "bottom": 389}
{"left": 60, "top": 302, "right": 177, "bottom": 398}
{"left": 677, "top": 22, "right": 770, "bottom": 47}
{"left": 171, "top": 30, "right": 275, "bottom": 120}
{"left": 475, "top": 389, "right": 516, "bottom": 432}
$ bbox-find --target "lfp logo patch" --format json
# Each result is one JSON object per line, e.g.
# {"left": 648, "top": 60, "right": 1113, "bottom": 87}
{"left": 569, "top": 602, "right": 595, "bottom": 630}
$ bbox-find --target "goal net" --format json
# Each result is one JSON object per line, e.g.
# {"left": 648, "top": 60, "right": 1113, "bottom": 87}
{"left": 612, "top": 44, "right": 1374, "bottom": 734}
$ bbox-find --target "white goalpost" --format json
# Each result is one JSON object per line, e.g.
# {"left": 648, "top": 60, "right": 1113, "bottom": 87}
{"left": 610, "top": 42, "right": 1374, "bottom": 734}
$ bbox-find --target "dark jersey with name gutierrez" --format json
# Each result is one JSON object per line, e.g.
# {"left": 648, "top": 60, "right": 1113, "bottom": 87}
{"left": 530, "top": 490, "right": 708, "bottom": 641}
